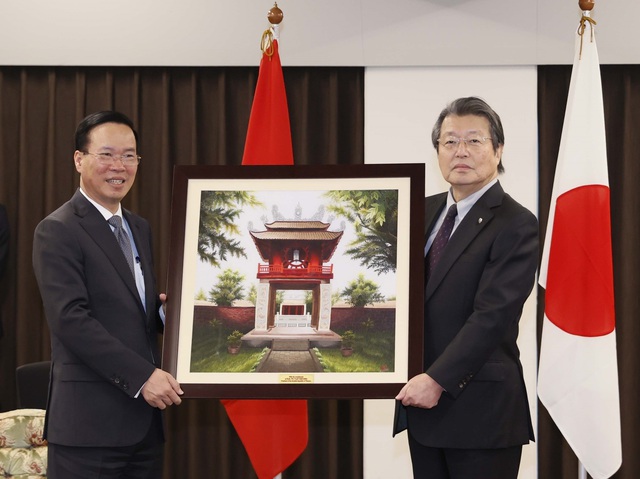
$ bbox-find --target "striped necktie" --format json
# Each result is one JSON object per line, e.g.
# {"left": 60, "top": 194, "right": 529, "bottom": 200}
{"left": 107, "top": 215, "right": 135, "bottom": 277}
{"left": 425, "top": 204, "right": 457, "bottom": 281}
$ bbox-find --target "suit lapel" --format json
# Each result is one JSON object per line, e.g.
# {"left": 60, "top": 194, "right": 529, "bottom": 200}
{"left": 425, "top": 183, "right": 504, "bottom": 299}
{"left": 425, "top": 193, "right": 447, "bottom": 243}
{"left": 71, "top": 192, "right": 144, "bottom": 309}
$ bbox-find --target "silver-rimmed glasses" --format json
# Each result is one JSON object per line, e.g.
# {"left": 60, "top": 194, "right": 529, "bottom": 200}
{"left": 437, "top": 136, "right": 492, "bottom": 150}
{"left": 83, "top": 151, "right": 141, "bottom": 166}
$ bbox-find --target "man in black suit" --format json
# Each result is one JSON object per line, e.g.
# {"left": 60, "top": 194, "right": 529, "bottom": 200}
{"left": 33, "top": 111, "right": 183, "bottom": 478}
{"left": 0, "top": 204, "right": 8, "bottom": 338}
{"left": 396, "top": 97, "right": 538, "bottom": 478}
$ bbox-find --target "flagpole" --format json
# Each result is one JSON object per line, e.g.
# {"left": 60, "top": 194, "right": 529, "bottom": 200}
{"left": 576, "top": 4, "right": 595, "bottom": 479}
{"left": 576, "top": 0, "right": 593, "bottom": 458}
{"left": 229, "top": 4, "right": 308, "bottom": 479}
{"left": 269, "top": 7, "right": 288, "bottom": 479}
{"left": 579, "top": 463, "right": 588, "bottom": 479}
{"left": 269, "top": 9, "right": 284, "bottom": 479}
{"left": 572, "top": 3, "right": 609, "bottom": 479}
{"left": 576, "top": 0, "right": 594, "bottom": 466}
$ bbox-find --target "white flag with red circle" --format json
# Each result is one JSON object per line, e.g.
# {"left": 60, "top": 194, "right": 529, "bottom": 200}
{"left": 537, "top": 20, "right": 622, "bottom": 479}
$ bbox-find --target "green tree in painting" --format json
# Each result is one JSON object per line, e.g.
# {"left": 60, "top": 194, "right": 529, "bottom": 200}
{"left": 247, "top": 283, "right": 257, "bottom": 305}
{"left": 304, "top": 290, "right": 313, "bottom": 312}
{"left": 208, "top": 269, "right": 246, "bottom": 306}
{"left": 275, "top": 291, "right": 285, "bottom": 313}
{"left": 341, "top": 273, "right": 386, "bottom": 307}
{"left": 332, "top": 290, "right": 343, "bottom": 305}
{"left": 324, "top": 190, "right": 398, "bottom": 274}
{"left": 198, "top": 191, "right": 262, "bottom": 267}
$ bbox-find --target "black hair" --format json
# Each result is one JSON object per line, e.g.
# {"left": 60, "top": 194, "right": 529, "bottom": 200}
{"left": 74, "top": 111, "right": 138, "bottom": 152}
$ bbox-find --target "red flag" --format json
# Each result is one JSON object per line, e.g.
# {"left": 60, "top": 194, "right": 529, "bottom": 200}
{"left": 241, "top": 37, "right": 293, "bottom": 166}
{"left": 223, "top": 399, "right": 308, "bottom": 479}
{"left": 537, "top": 13, "right": 621, "bottom": 479}
{"left": 222, "top": 33, "right": 308, "bottom": 479}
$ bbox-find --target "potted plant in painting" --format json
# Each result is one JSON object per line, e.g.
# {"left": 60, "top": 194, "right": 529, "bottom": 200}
{"left": 226, "top": 330, "right": 243, "bottom": 354}
{"left": 340, "top": 330, "right": 356, "bottom": 357}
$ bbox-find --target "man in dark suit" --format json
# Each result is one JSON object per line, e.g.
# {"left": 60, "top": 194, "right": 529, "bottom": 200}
{"left": 395, "top": 97, "right": 538, "bottom": 478}
{"left": 33, "top": 111, "right": 183, "bottom": 479}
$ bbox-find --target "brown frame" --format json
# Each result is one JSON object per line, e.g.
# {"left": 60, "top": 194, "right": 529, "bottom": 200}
{"left": 162, "top": 164, "right": 424, "bottom": 399}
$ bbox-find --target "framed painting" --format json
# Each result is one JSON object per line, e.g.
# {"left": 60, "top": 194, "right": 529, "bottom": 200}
{"left": 162, "top": 163, "right": 425, "bottom": 398}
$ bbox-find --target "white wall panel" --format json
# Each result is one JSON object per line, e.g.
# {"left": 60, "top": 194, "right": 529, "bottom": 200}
{"left": 363, "top": 66, "right": 538, "bottom": 479}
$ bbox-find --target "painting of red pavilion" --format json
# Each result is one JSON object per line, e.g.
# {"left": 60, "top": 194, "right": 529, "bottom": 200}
{"left": 190, "top": 189, "right": 398, "bottom": 374}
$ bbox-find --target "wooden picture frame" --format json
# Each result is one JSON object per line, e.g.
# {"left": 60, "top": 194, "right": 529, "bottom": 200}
{"left": 162, "top": 163, "right": 424, "bottom": 398}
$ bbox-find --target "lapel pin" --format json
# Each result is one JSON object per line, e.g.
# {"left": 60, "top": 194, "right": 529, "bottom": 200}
{"left": 478, "top": 218, "right": 483, "bottom": 224}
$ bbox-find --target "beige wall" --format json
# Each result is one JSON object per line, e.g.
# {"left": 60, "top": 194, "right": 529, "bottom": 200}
{"left": 0, "top": 0, "right": 634, "bottom": 66}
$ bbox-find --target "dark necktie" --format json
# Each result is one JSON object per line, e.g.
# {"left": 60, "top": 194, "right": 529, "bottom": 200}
{"left": 108, "top": 215, "right": 135, "bottom": 277}
{"left": 425, "top": 204, "right": 457, "bottom": 281}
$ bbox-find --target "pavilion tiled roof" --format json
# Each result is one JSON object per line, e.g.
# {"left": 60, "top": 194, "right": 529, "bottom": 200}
{"left": 249, "top": 220, "right": 344, "bottom": 262}
{"left": 264, "top": 220, "right": 330, "bottom": 230}
{"left": 249, "top": 230, "right": 342, "bottom": 241}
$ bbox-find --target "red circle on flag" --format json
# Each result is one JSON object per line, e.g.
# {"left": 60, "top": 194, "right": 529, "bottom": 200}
{"left": 545, "top": 185, "right": 615, "bottom": 337}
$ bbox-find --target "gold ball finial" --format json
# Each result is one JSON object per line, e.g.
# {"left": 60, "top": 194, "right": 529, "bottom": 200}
{"left": 268, "top": 3, "right": 284, "bottom": 25}
{"left": 579, "top": 0, "right": 595, "bottom": 11}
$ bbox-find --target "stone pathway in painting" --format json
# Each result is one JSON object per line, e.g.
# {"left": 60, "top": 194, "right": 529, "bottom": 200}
{"left": 255, "top": 339, "right": 324, "bottom": 372}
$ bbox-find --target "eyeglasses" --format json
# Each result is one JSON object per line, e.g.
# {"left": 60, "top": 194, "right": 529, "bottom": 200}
{"left": 83, "top": 151, "right": 141, "bottom": 166}
{"left": 437, "top": 136, "right": 492, "bottom": 150}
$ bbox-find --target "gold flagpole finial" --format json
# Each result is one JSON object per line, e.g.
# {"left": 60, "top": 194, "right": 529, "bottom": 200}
{"left": 578, "top": 0, "right": 595, "bottom": 11}
{"left": 577, "top": 0, "right": 596, "bottom": 59}
{"left": 260, "top": 4, "right": 284, "bottom": 59}
{"left": 268, "top": 3, "right": 284, "bottom": 25}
